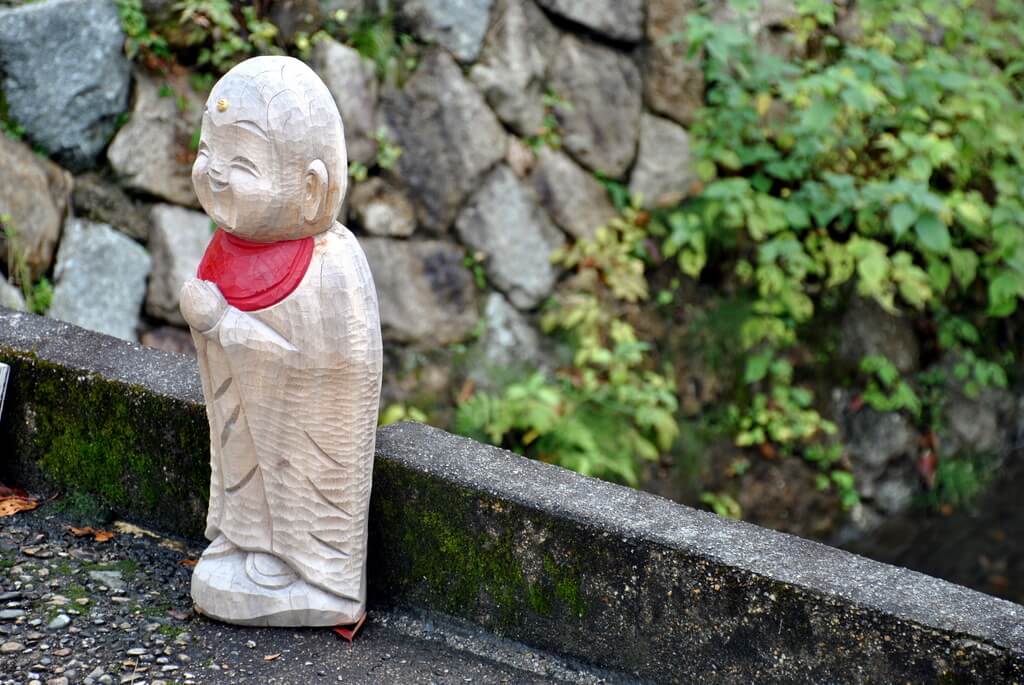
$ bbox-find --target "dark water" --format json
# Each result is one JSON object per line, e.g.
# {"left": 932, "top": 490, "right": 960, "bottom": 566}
{"left": 843, "top": 452, "right": 1024, "bottom": 606}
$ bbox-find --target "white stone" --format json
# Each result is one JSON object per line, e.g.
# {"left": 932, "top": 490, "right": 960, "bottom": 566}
{"left": 48, "top": 219, "right": 151, "bottom": 342}
{"left": 146, "top": 204, "right": 213, "bottom": 325}
{"left": 455, "top": 165, "right": 563, "bottom": 309}
{"left": 629, "top": 114, "right": 697, "bottom": 208}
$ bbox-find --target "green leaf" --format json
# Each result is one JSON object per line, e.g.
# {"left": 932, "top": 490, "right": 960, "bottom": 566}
{"left": 744, "top": 353, "right": 772, "bottom": 384}
{"left": 889, "top": 203, "right": 917, "bottom": 239}
{"left": 914, "top": 213, "right": 951, "bottom": 254}
{"left": 949, "top": 248, "right": 978, "bottom": 288}
{"left": 987, "top": 269, "right": 1024, "bottom": 317}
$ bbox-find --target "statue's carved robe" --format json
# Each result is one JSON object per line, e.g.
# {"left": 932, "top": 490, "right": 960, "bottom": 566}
{"left": 191, "top": 223, "right": 382, "bottom": 603}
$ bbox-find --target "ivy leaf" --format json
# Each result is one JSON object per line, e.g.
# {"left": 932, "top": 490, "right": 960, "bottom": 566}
{"left": 889, "top": 203, "right": 917, "bottom": 239}
{"left": 987, "top": 269, "right": 1024, "bottom": 317}
{"left": 949, "top": 248, "right": 978, "bottom": 288}
{"left": 743, "top": 353, "right": 772, "bottom": 384}
{"left": 914, "top": 213, "right": 951, "bottom": 254}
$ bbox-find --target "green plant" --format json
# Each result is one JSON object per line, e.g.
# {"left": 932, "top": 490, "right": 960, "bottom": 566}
{"left": 700, "top": 491, "right": 742, "bottom": 518}
{"left": 348, "top": 128, "right": 402, "bottom": 181}
{"left": 525, "top": 91, "right": 571, "bottom": 151}
{"left": 379, "top": 403, "right": 428, "bottom": 426}
{"left": 859, "top": 355, "right": 922, "bottom": 417}
{"left": 2, "top": 215, "right": 52, "bottom": 314}
{"left": 643, "top": 0, "right": 1024, "bottom": 493}
{"left": 457, "top": 203, "right": 678, "bottom": 486}
{"left": 345, "top": 12, "right": 417, "bottom": 83}
{"left": 115, "top": 0, "right": 171, "bottom": 61}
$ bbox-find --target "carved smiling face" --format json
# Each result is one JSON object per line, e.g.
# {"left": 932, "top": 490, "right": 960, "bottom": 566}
{"left": 192, "top": 56, "right": 348, "bottom": 243}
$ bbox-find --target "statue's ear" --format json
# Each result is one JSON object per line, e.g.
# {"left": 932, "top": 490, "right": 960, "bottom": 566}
{"left": 302, "top": 159, "right": 329, "bottom": 225}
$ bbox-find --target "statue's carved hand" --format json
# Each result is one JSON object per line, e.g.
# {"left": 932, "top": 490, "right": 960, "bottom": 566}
{"left": 180, "top": 278, "right": 228, "bottom": 332}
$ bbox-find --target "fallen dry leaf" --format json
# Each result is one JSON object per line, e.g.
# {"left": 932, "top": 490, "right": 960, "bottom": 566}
{"left": 263, "top": 653, "right": 281, "bottom": 661}
{"left": 113, "top": 521, "right": 160, "bottom": 539}
{"left": 68, "top": 526, "right": 115, "bottom": 542}
{"left": 0, "top": 496, "right": 38, "bottom": 517}
{"left": 180, "top": 558, "right": 198, "bottom": 568}
{"left": 168, "top": 608, "right": 192, "bottom": 621}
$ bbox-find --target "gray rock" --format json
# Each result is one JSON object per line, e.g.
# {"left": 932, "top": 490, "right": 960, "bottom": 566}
{"left": 0, "top": 135, "right": 72, "bottom": 279}
{"left": 107, "top": 72, "right": 203, "bottom": 207}
{"left": 629, "top": 113, "right": 697, "bottom": 208}
{"left": 87, "top": 570, "right": 126, "bottom": 592}
{"left": 0, "top": 280, "right": 26, "bottom": 311}
{"left": 0, "top": 640, "right": 23, "bottom": 653}
{"left": 939, "top": 381, "right": 1015, "bottom": 459}
{"left": 314, "top": 38, "right": 379, "bottom": 165}
{"left": 361, "top": 238, "right": 478, "bottom": 344}
{"left": 140, "top": 325, "right": 196, "bottom": 356}
{"left": 380, "top": 49, "right": 506, "bottom": 232}
{"left": 398, "top": 0, "right": 494, "bottom": 63}
{"left": 71, "top": 173, "right": 151, "bottom": 242}
{"left": 535, "top": 0, "right": 644, "bottom": 43}
{"left": 0, "top": 0, "right": 130, "bottom": 170}
{"left": 0, "top": 609, "right": 25, "bottom": 620}
{"left": 709, "top": 0, "right": 801, "bottom": 57}
{"left": 455, "top": 165, "right": 563, "bottom": 309}
{"left": 145, "top": 205, "right": 213, "bottom": 325}
{"left": 469, "top": 0, "right": 558, "bottom": 136}
{"left": 838, "top": 297, "right": 920, "bottom": 374}
{"left": 48, "top": 219, "right": 151, "bottom": 342}
{"left": 530, "top": 147, "right": 615, "bottom": 241}
{"left": 265, "top": 0, "right": 321, "bottom": 43}
{"left": 46, "top": 614, "right": 70, "bottom": 630}
{"left": 469, "top": 292, "right": 547, "bottom": 391}
{"left": 842, "top": 408, "right": 919, "bottom": 498}
{"left": 349, "top": 178, "right": 416, "bottom": 237}
{"left": 644, "top": 0, "right": 704, "bottom": 127}
{"left": 874, "top": 478, "right": 915, "bottom": 515}
{"left": 548, "top": 35, "right": 642, "bottom": 178}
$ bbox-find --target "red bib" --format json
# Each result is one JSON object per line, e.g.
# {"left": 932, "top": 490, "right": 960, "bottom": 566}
{"left": 197, "top": 229, "right": 314, "bottom": 311}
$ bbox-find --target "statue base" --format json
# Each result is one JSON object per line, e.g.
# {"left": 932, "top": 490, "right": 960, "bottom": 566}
{"left": 191, "top": 535, "right": 363, "bottom": 627}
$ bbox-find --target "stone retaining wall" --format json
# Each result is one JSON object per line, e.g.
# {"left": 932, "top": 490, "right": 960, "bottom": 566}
{"left": 1, "top": 308, "right": 1022, "bottom": 683}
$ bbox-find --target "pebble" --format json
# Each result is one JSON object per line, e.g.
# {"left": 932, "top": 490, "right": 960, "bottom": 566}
{"left": 126, "top": 647, "right": 147, "bottom": 656}
{"left": 99, "top": 676, "right": 114, "bottom": 685}
{"left": 0, "top": 608, "right": 26, "bottom": 620}
{"left": 1, "top": 640, "right": 25, "bottom": 653}
{"left": 47, "top": 678, "right": 69, "bottom": 685}
{"left": 48, "top": 614, "right": 71, "bottom": 630}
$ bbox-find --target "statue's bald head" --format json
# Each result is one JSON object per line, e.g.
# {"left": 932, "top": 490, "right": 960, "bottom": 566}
{"left": 203, "top": 56, "right": 347, "bottom": 238}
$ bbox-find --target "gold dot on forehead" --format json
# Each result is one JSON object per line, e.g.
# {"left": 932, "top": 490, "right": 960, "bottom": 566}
{"left": 216, "top": 98, "right": 229, "bottom": 112}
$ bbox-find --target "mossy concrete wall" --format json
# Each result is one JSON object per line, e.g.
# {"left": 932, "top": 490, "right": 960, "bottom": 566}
{"left": 1, "top": 309, "right": 1023, "bottom": 683}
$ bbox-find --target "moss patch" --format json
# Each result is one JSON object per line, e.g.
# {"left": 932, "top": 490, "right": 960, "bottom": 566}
{"left": 370, "top": 460, "right": 588, "bottom": 632}
{"left": 0, "top": 348, "right": 210, "bottom": 538}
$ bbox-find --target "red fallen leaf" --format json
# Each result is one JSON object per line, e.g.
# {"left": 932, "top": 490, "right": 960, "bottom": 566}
{"left": 68, "top": 526, "right": 115, "bottom": 542}
{"left": 918, "top": 449, "right": 938, "bottom": 488}
{"left": 180, "top": 558, "right": 198, "bottom": 568}
{"left": 0, "top": 496, "right": 38, "bottom": 517}
{"left": 758, "top": 442, "right": 777, "bottom": 460}
{"left": 333, "top": 612, "right": 367, "bottom": 643}
{"left": 848, "top": 395, "right": 865, "bottom": 412}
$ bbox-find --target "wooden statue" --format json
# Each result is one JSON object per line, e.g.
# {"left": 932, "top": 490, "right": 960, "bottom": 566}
{"left": 180, "top": 55, "right": 383, "bottom": 627}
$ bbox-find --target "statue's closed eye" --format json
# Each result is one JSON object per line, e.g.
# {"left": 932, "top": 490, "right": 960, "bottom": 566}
{"left": 231, "top": 156, "right": 260, "bottom": 176}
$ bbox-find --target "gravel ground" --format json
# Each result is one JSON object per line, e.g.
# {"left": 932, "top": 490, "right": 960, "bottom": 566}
{"left": 0, "top": 507, "right": 633, "bottom": 685}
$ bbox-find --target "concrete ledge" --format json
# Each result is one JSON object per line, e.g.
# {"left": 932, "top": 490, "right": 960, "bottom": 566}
{"left": 2, "top": 308, "right": 1023, "bottom": 682}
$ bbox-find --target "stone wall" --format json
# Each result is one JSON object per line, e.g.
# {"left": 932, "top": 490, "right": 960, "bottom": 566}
{"left": 1, "top": 308, "right": 1023, "bottom": 683}
{"left": 0, "top": 0, "right": 708, "bottom": 378}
